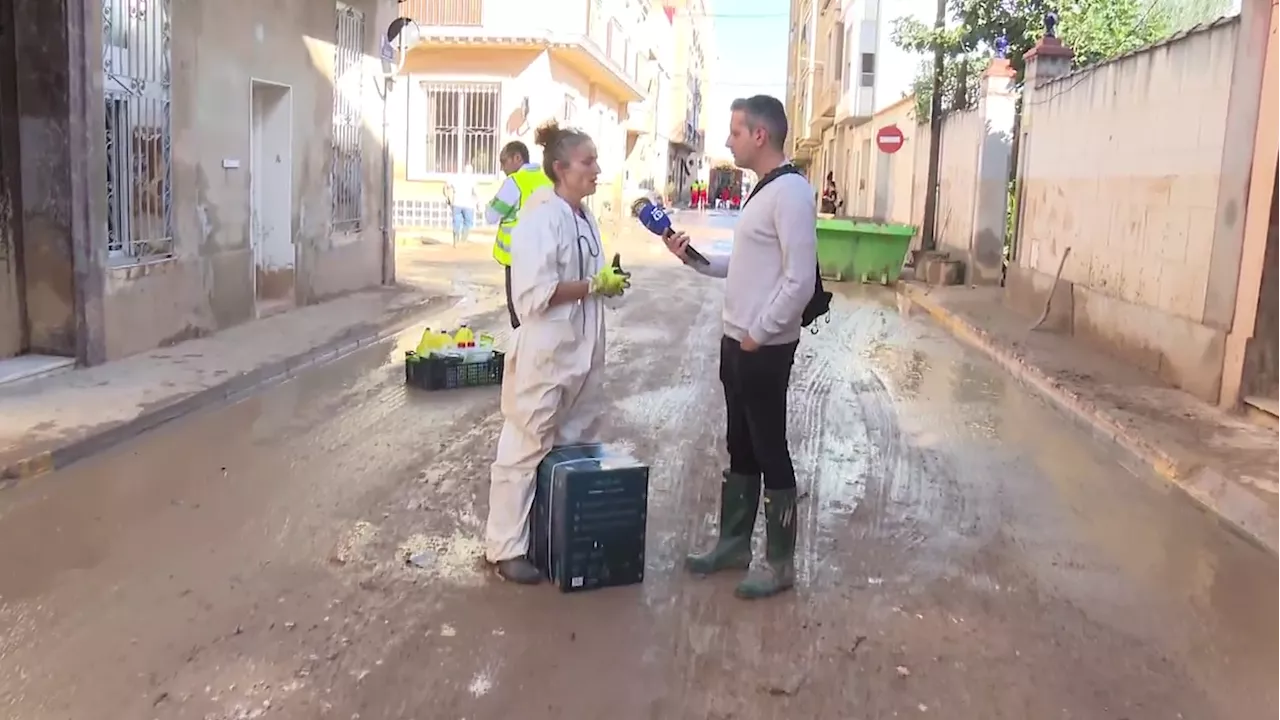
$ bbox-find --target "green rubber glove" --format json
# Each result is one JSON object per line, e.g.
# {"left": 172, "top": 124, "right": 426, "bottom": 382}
{"left": 590, "top": 254, "right": 632, "bottom": 297}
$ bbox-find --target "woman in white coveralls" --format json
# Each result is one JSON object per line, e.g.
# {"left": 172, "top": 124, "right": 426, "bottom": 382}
{"left": 484, "top": 121, "right": 633, "bottom": 584}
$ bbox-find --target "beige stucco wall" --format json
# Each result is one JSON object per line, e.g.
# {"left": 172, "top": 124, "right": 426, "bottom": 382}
{"left": 100, "top": 0, "right": 392, "bottom": 359}
{"left": 934, "top": 107, "right": 981, "bottom": 257}
{"left": 839, "top": 97, "right": 921, "bottom": 224}
{"left": 1012, "top": 17, "right": 1252, "bottom": 400}
{"left": 911, "top": 120, "right": 931, "bottom": 240}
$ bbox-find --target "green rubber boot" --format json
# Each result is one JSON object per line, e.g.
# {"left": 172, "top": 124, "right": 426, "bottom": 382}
{"left": 685, "top": 470, "right": 761, "bottom": 575}
{"left": 734, "top": 488, "right": 797, "bottom": 600}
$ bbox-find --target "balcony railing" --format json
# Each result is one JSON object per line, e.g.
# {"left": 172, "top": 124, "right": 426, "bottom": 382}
{"left": 400, "top": 0, "right": 483, "bottom": 26}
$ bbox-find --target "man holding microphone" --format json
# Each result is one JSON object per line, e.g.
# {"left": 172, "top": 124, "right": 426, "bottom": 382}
{"left": 664, "top": 95, "right": 817, "bottom": 600}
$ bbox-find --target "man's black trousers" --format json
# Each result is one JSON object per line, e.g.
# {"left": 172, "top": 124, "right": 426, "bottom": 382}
{"left": 719, "top": 335, "right": 799, "bottom": 490}
{"left": 504, "top": 265, "right": 520, "bottom": 330}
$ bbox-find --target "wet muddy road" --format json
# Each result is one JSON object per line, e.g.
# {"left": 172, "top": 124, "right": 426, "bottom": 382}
{"left": 0, "top": 218, "right": 1275, "bottom": 720}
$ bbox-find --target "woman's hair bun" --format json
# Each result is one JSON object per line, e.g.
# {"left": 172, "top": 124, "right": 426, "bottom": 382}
{"left": 534, "top": 120, "right": 563, "bottom": 149}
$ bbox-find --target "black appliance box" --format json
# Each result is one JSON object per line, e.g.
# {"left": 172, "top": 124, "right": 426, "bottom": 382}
{"left": 531, "top": 444, "right": 650, "bottom": 593}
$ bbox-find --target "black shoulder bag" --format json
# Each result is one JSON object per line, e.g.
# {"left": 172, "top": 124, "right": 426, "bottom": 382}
{"left": 741, "top": 164, "right": 832, "bottom": 333}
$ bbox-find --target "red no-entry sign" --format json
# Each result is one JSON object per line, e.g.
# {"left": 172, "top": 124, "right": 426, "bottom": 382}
{"left": 876, "top": 125, "right": 905, "bottom": 154}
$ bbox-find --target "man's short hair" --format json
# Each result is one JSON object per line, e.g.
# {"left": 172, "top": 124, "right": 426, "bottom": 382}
{"left": 500, "top": 140, "right": 530, "bottom": 164}
{"left": 730, "top": 95, "right": 788, "bottom": 151}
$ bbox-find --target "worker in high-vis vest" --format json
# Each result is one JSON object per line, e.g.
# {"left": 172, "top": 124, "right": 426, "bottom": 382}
{"left": 486, "top": 141, "right": 554, "bottom": 330}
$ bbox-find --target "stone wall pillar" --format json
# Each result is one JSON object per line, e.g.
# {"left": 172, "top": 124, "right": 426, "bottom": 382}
{"left": 10, "top": 0, "right": 103, "bottom": 363}
{"left": 1002, "top": 34, "right": 1075, "bottom": 327}
{"left": 967, "top": 56, "right": 1017, "bottom": 285}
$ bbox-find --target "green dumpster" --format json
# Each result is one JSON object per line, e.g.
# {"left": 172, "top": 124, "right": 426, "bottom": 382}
{"left": 815, "top": 218, "right": 916, "bottom": 284}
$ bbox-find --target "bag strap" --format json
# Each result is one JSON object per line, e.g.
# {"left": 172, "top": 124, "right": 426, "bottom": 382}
{"left": 741, "top": 163, "right": 804, "bottom": 210}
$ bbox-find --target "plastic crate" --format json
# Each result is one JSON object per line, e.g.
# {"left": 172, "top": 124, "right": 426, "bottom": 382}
{"left": 404, "top": 350, "right": 505, "bottom": 391}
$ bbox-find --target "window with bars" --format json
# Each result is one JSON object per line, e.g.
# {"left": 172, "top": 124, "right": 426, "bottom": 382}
{"left": 860, "top": 52, "right": 876, "bottom": 88}
{"left": 331, "top": 4, "right": 365, "bottom": 232}
{"left": 422, "top": 82, "right": 501, "bottom": 175}
{"left": 411, "top": 0, "right": 483, "bottom": 26}
{"left": 102, "top": 0, "right": 174, "bottom": 261}
{"left": 607, "top": 19, "right": 627, "bottom": 68}
{"left": 830, "top": 23, "right": 844, "bottom": 85}
{"left": 588, "top": 0, "right": 607, "bottom": 47}
{"left": 843, "top": 24, "right": 855, "bottom": 93}
{"left": 563, "top": 93, "right": 577, "bottom": 125}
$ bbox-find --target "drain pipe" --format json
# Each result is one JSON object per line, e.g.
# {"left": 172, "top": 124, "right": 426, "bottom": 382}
{"left": 380, "top": 75, "right": 395, "bottom": 286}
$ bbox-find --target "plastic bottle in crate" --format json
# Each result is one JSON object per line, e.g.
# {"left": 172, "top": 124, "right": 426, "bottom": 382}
{"left": 434, "top": 330, "right": 460, "bottom": 360}
{"left": 413, "top": 327, "right": 438, "bottom": 357}
{"left": 454, "top": 324, "right": 475, "bottom": 349}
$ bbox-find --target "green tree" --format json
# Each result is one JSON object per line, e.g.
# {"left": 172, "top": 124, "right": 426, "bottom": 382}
{"left": 907, "top": 55, "right": 988, "bottom": 121}
{"left": 1156, "top": 0, "right": 1234, "bottom": 31}
{"left": 891, "top": 0, "right": 1232, "bottom": 101}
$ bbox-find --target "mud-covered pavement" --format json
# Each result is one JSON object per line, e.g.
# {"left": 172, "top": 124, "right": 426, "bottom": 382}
{"left": 1, "top": 213, "right": 1275, "bottom": 720}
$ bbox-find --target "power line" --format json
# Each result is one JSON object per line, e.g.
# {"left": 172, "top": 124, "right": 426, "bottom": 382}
{"left": 678, "top": 11, "right": 789, "bottom": 18}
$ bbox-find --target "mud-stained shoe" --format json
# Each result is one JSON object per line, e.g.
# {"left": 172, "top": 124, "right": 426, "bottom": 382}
{"left": 734, "top": 488, "right": 797, "bottom": 600}
{"left": 495, "top": 557, "right": 542, "bottom": 585}
{"left": 685, "top": 470, "right": 761, "bottom": 575}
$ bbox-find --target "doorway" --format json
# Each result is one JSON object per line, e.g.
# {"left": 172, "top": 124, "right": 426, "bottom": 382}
{"left": 873, "top": 150, "right": 891, "bottom": 221}
{"left": 855, "top": 138, "right": 872, "bottom": 216}
{"left": 1241, "top": 162, "right": 1279, "bottom": 418}
{"left": 249, "top": 80, "right": 294, "bottom": 318}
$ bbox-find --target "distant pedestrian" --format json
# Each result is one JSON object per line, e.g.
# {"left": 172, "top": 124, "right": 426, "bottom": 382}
{"left": 445, "top": 164, "right": 479, "bottom": 246}
{"left": 820, "top": 173, "right": 839, "bottom": 214}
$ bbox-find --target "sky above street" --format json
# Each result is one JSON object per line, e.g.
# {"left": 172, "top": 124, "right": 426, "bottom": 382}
{"left": 705, "top": 0, "right": 791, "bottom": 159}
{"left": 703, "top": 0, "right": 937, "bottom": 161}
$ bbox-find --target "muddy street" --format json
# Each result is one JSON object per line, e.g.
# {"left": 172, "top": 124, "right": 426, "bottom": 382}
{"left": 0, "top": 215, "right": 1275, "bottom": 720}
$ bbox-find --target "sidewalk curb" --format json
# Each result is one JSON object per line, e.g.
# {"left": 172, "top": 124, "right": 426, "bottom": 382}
{"left": 898, "top": 283, "right": 1278, "bottom": 556}
{"left": 0, "top": 295, "right": 448, "bottom": 490}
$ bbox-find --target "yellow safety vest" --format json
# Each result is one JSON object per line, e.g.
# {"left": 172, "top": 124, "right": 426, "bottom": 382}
{"left": 492, "top": 167, "right": 554, "bottom": 267}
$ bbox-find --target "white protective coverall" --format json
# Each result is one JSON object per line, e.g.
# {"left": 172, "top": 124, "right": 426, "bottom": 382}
{"left": 485, "top": 195, "right": 616, "bottom": 563}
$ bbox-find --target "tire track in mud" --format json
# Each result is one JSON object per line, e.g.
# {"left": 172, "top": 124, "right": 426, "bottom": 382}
{"left": 655, "top": 294, "right": 900, "bottom": 719}
{"left": 175, "top": 286, "right": 987, "bottom": 719}
{"left": 656, "top": 291, "right": 995, "bottom": 719}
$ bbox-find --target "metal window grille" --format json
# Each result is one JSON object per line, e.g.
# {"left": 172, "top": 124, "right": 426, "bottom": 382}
{"left": 422, "top": 82, "right": 501, "bottom": 175}
{"left": 102, "top": 0, "right": 173, "bottom": 261}
{"left": 332, "top": 4, "right": 365, "bottom": 233}
{"left": 563, "top": 93, "right": 577, "bottom": 125}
